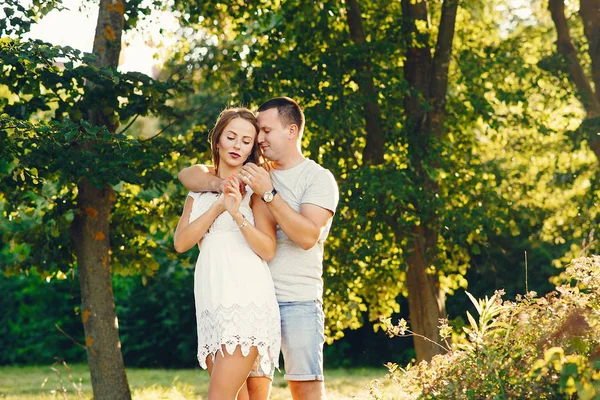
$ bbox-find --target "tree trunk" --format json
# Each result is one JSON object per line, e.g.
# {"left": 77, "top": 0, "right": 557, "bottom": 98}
{"left": 344, "top": 0, "right": 448, "bottom": 361}
{"left": 72, "top": 183, "right": 130, "bottom": 400}
{"left": 406, "top": 226, "right": 446, "bottom": 360}
{"left": 71, "top": 0, "right": 131, "bottom": 398}
{"left": 345, "top": 0, "right": 386, "bottom": 165}
{"left": 549, "top": 0, "right": 600, "bottom": 161}
{"left": 401, "top": 0, "right": 459, "bottom": 362}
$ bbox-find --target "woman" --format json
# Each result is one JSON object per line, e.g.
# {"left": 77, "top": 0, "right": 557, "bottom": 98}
{"left": 174, "top": 108, "right": 280, "bottom": 400}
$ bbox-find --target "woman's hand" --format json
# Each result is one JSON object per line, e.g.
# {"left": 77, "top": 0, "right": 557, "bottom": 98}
{"left": 210, "top": 192, "right": 226, "bottom": 214}
{"left": 224, "top": 176, "right": 243, "bottom": 217}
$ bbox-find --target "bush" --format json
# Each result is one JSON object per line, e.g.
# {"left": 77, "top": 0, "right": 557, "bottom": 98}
{"left": 115, "top": 259, "right": 198, "bottom": 368}
{"left": 380, "top": 256, "right": 600, "bottom": 400}
{"left": 2, "top": 255, "right": 406, "bottom": 369}
{"left": 0, "top": 260, "right": 198, "bottom": 368}
{"left": 0, "top": 271, "right": 86, "bottom": 365}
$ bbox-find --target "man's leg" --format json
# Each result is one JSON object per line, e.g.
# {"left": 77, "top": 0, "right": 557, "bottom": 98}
{"left": 247, "top": 377, "right": 272, "bottom": 400}
{"left": 237, "top": 381, "right": 250, "bottom": 400}
{"left": 247, "top": 353, "right": 275, "bottom": 400}
{"left": 288, "top": 381, "right": 325, "bottom": 400}
{"left": 279, "top": 301, "right": 326, "bottom": 400}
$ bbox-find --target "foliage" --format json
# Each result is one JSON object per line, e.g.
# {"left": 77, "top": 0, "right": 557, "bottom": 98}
{"left": 0, "top": 258, "right": 412, "bottom": 369}
{"left": 3, "top": 0, "right": 600, "bottom": 364}
{"left": 0, "top": 270, "right": 84, "bottom": 365}
{"left": 0, "top": 258, "right": 200, "bottom": 368}
{"left": 115, "top": 258, "right": 199, "bottom": 368}
{"left": 380, "top": 256, "right": 600, "bottom": 399}
{"left": 463, "top": 2, "right": 599, "bottom": 275}
{"left": 0, "top": 0, "right": 62, "bottom": 37}
{"left": 162, "top": 0, "right": 600, "bottom": 345}
{"left": 0, "top": 38, "right": 176, "bottom": 122}
{"left": 0, "top": 35, "right": 194, "bottom": 278}
{"left": 163, "top": 0, "right": 511, "bottom": 342}
{"left": 436, "top": 0, "right": 599, "bottom": 319}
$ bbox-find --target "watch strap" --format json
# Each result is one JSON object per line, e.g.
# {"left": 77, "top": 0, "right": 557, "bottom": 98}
{"left": 262, "top": 188, "right": 278, "bottom": 202}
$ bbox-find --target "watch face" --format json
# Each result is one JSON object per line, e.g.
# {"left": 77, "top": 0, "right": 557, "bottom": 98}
{"left": 263, "top": 191, "right": 274, "bottom": 202}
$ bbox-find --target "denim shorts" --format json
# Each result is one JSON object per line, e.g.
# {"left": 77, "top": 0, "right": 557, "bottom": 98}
{"left": 249, "top": 300, "right": 325, "bottom": 381}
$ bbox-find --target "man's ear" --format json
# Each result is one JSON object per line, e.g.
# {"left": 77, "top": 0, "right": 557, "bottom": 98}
{"left": 288, "top": 124, "right": 299, "bottom": 139}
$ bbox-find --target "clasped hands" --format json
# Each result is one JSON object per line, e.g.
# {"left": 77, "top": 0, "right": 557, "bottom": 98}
{"left": 212, "top": 163, "right": 273, "bottom": 220}
{"left": 215, "top": 163, "right": 273, "bottom": 198}
{"left": 210, "top": 176, "right": 243, "bottom": 223}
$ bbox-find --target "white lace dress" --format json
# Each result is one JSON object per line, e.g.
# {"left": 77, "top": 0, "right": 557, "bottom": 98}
{"left": 188, "top": 188, "right": 280, "bottom": 374}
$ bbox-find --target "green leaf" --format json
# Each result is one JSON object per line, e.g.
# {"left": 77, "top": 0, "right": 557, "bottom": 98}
{"left": 466, "top": 311, "right": 479, "bottom": 335}
{"left": 465, "top": 291, "right": 482, "bottom": 316}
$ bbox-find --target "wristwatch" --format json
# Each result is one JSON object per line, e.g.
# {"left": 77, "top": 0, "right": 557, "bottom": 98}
{"left": 262, "top": 188, "right": 278, "bottom": 203}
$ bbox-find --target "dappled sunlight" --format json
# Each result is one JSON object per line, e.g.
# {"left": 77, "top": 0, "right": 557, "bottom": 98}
{"left": 131, "top": 383, "right": 198, "bottom": 400}
{"left": 0, "top": 364, "right": 395, "bottom": 399}
{"left": 4, "top": 0, "right": 600, "bottom": 397}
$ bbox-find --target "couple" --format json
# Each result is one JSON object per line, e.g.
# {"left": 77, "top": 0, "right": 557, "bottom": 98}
{"left": 174, "top": 97, "right": 339, "bottom": 400}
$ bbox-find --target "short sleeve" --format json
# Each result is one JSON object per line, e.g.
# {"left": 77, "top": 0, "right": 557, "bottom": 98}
{"left": 301, "top": 169, "right": 339, "bottom": 214}
{"left": 187, "top": 191, "right": 200, "bottom": 201}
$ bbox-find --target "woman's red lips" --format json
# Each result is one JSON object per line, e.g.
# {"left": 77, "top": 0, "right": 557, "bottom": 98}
{"left": 229, "top": 152, "right": 241, "bottom": 158}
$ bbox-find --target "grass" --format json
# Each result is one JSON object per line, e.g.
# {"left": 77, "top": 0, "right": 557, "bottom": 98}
{"left": 0, "top": 363, "right": 397, "bottom": 399}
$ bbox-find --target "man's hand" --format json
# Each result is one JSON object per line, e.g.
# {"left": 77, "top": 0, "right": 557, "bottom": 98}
{"left": 215, "top": 178, "right": 227, "bottom": 194}
{"left": 240, "top": 163, "right": 273, "bottom": 196}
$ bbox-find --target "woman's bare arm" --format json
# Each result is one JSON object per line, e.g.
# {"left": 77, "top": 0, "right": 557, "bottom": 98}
{"left": 174, "top": 195, "right": 225, "bottom": 253}
{"left": 230, "top": 193, "right": 277, "bottom": 262}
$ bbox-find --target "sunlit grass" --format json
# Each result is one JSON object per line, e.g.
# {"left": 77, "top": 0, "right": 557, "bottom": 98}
{"left": 0, "top": 364, "right": 397, "bottom": 399}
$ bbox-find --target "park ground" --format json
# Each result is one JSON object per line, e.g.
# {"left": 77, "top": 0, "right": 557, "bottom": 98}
{"left": 0, "top": 364, "right": 397, "bottom": 399}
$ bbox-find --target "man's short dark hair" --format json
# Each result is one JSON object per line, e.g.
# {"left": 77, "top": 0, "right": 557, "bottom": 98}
{"left": 258, "top": 97, "right": 305, "bottom": 135}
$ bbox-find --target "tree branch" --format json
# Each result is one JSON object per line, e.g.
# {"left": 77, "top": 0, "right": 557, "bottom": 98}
{"left": 139, "top": 86, "right": 232, "bottom": 142}
{"left": 55, "top": 323, "right": 88, "bottom": 351}
{"left": 345, "top": 0, "right": 386, "bottom": 165}
{"left": 116, "top": 114, "right": 139, "bottom": 136}
{"left": 549, "top": 0, "right": 600, "bottom": 117}
{"left": 579, "top": 0, "right": 600, "bottom": 103}
{"left": 429, "top": 0, "right": 460, "bottom": 136}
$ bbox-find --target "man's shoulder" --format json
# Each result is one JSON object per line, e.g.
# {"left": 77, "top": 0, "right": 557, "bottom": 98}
{"left": 273, "top": 159, "right": 324, "bottom": 179}
{"left": 305, "top": 160, "right": 337, "bottom": 185}
{"left": 300, "top": 159, "right": 335, "bottom": 177}
{"left": 273, "top": 159, "right": 337, "bottom": 192}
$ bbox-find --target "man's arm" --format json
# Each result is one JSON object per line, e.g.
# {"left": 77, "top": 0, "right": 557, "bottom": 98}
{"left": 178, "top": 164, "right": 224, "bottom": 192}
{"left": 239, "top": 163, "right": 335, "bottom": 250}
{"left": 266, "top": 197, "right": 333, "bottom": 250}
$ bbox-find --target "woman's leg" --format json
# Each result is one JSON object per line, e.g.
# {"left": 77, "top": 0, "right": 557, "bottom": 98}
{"left": 206, "top": 354, "right": 250, "bottom": 400}
{"left": 208, "top": 345, "right": 258, "bottom": 400}
{"left": 206, "top": 354, "right": 214, "bottom": 376}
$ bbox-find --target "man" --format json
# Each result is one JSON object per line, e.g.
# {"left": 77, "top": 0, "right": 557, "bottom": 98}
{"left": 178, "top": 97, "right": 339, "bottom": 400}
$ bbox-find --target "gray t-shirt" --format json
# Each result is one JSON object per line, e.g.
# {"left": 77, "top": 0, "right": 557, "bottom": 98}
{"left": 268, "top": 159, "right": 339, "bottom": 302}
